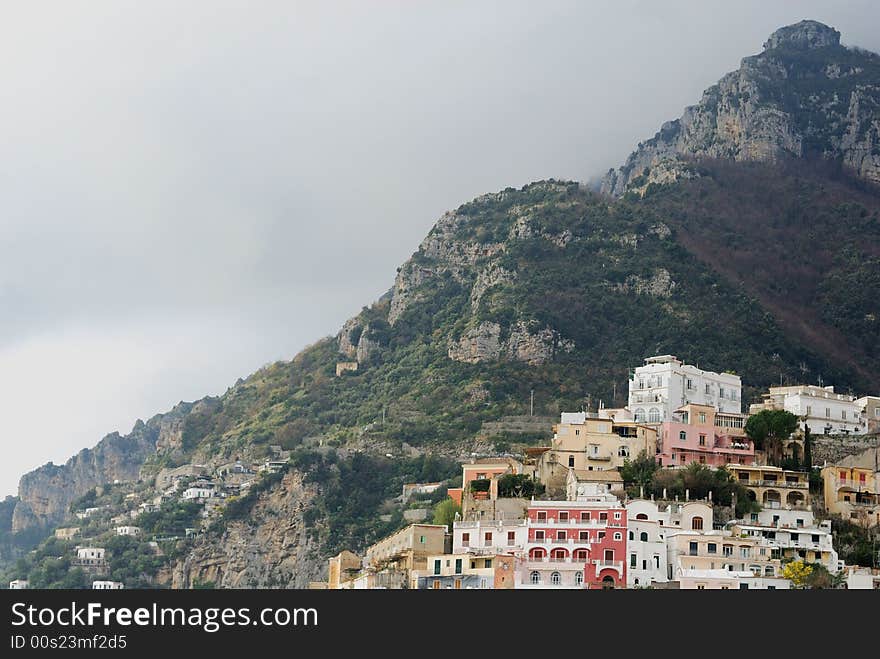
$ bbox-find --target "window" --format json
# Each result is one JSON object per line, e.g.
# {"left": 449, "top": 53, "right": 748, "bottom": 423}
{"left": 860, "top": 473, "right": 866, "bottom": 483}
{"left": 796, "top": 519, "right": 804, "bottom": 528}
{"left": 826, "top": 407, "right": 831, "bottom": 418}
{"left": 551, "top": 571, "right": 561, "bottom": 585}
{"left": 557, "top": 531, "right": 566, "bottom": 541}
{"left": 462, "top": 533, "right": 470, "bottom": 547}
{"left": 484, "top": 532, "right": 492, "bottom": 544}
{"left": 575, "top": 429, "right": 580, "bottom": 436}
{"left": 575, "top": 549, "right": 588, "bottom": 560}
{"left": 649, "top": 408, "right": 661, "bottom": 423}
{"left": 535, "top": 531, "right": 545, "bottom": 541}
{"left": 630, "top": 553, "right": 637, "bottom": 567}
{"left": 839, "top": 471, "right": 847, "bottom": 481}
{"left": 739, "top": 583, "right": 749, "bottom": 590}
{"left": 842, "top": 410, "right": 847, "bottom": 420}
{"left": 707, "top": 543, "right": 717, "bottom": 554}
{"left": 740, "top": 547, "right": 750, "bottom": 558}
{"left": 640, "top": 532, "right": 648, "bottom": 542}
{"left": 705, "top": 384, "right": 711, "bottom": 394}
{"left": 507, "top": 531, "right": 516, "bottom": 546}
{"left": 419, "top": 536, "right": 426, "bottom": 544}
{"left": 723, "top": 545, "right": 733, "bottom": 557}
{"left": 559, "top": 511, "right": 569, "bottom": 522}
{"left": 580, "top": 531, "right": 590, "bottom": 541}
{"left": 679, "top": 431, "right": 687, "bottom": 442}
{"left": 537, "top": 511, "right": 547, "bottom": 521}
{"left": 719, "top": 387, "right": 725, "bottom": 399}
{"left": 575, "top": 572, "right": 584, "bottom": 586}
{"left": 530, "top": 571, "right": 541, "bottom": 585}
{"left": 689, "top": 542, "right": 698, "bottom": 556}
{"left": 634, "top": 409, "right": 645, "bottom": 423}
{"left": 614, "top": 532, "right": 622, "bottom": 541}
{"left": 600, "top": 512, "right": 608, "bottom": 521}
{"left": 568, "top": 455, "right": 575, "bottom": 467}
{"left": 699, "top": 434, "right": 706, "bottom": 446}
{"left": 454, "top": 558, "right": 462, "bottom": 574}
{"left": 750, "top": 513, "right": 758, "bottom": 522}
{"left": 580, "top": 512, "right": 590, "bottom": 521}
{"left": 687, "top": 378, "right": 693, "bottom": 390}
{"left": 433, "top": 560, "right": 441, "bottom": 575}
{"left": 614, "top": 512, "right": 622, "bottom": 520}
{"left": 484, "top": 559, "right": 492, "bottom": 568}
{"left": 638, "top": 379, "right": 645, "bottom": 389}
{"left": 618, "top": 447, "right": 629, "bottom": 457}
{"left": 692, "top": 517, "right": 703, "bottom": 530}
{"left": 699, "top": 412, "right": 706, "bottom": 424}
{"left": 432, "top": 580, "right": 441, "bottom": 590}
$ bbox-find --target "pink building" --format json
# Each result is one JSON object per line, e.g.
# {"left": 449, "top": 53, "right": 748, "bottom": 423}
{"left": 520, "top": 494, "right": 627, "bottom": 589}
{"left": 657, "top": 404, "right": 754, "bottom": 468}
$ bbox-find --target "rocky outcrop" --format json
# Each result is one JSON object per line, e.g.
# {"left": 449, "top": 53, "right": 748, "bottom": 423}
{"left": 613, "top": 269, "right": 677, "bottom": 298}
{"left": 470, "top": 264, "right": 516, "bottom": 311}
{"left": 170, "top": 471, "right": 324, "bottom": 589}
{"left": 601, "top": 20, "right": 880, "bottom": 195}
{"left": 12, "top": 419, "right": 163, "bottom": 532}
{"left": 448, "top": 320, "right": 574, "bottom": 366}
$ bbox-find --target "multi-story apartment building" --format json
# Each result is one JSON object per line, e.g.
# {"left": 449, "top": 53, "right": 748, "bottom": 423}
{"left": 856, "top": 396, "right": 880, "bottom": 433}
{"left": 656, "top": 403, "right": 754, "bottom": 468}
{"left": 730, "top": 465, "right": 810, "bottom": 510}
{"left": 822, "top": 453, "right": 880, "bottom": 527}
{"left": 447, "top": 458, "right": 524, "bottom": 508}
{"left": 520, "top": 493, "right": 627, "bottom": 589}
{"left": 676, "top": 568, "right": 788, "bottom": 590}
{"left": 452, "top": 519, "right": 528, "bottom": 555}
{"left": 669, "top": 530, "right": 785, "bottom": 580}
{"left": 628, "top": 355, "right": 742, "bottom": 424}
{"left": 364, "top": 524, "right": 449, "bottom": 574}
{"left": 535, "top": 412, "right": 656, "bottom": 494}
{"left": 414, "top": 553, "right": 516, "bottom": 589}
{"left": 730, "top": 513, "right": 838, "bottom": 573}
{"left": 750, "top": 385, "right": 866, "bottom": 435}
{"left": 625, "top": 500, "right": 713, "bottom": 588}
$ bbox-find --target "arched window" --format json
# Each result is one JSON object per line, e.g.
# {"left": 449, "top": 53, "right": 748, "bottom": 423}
{"left": 614, "top": 532, "right": 622, "bottom": 541}
{"left": 640, "top": 532, "right": 648, "bottom": 542}
{"left": 635, "top": 513, "right": 648, "bottom": 521}
{"left": 679, "top": 430, "right": 687, "bottom": 441}
{"left": 764, "top": 566, "right": 774, "bottom": 576}
{"left": 649, "top": 408, "right": 661, "bottom": 423}
{"left": 530, "top": 571, "right": 541, "bottom": 585}
{"left": 634, "top": 409, "right": 645, "bottom": 423}
{"left": 692, "top": 517, "right": 704, "bottom": 530}
{"left": 618, "top": 446, "right": 629, "bottom": 457}
{"left": 551, "top": 571, "right": 561, "bottom": 586}
{"left": 575, "top": 571, "right": 584, "bottom": 586}
{"left": 574, "top": 549, "right": 589, "bottom": 560}
{"left": 628, "top": 531, "right": 634, "bottom": 540}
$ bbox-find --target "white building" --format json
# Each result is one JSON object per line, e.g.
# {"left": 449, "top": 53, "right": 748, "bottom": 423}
{"left": 751, "top": 385, "right": 866, "bottom": 435}
{"left": 9, "top": 579, "right": 29, "bottom": 589}
{"left": 182, "top": 486, "right": 216, "bottom": 501}
{"left": 92, "top": 581, "right": 124, "bottom": 590}
{"left": 76, "top": 547, "right": 106, "bottom": 562}
{"left": 115, "top": 526, "right": 142, "bottom": 537}
{"left": 629, "top": 355, "right": 742, "bottom": 424}
{"left": 732, "top": 510, "right": 839, "bottom": 573}
{"left": 452, "top": 519, "right": 528, "bottom": 555}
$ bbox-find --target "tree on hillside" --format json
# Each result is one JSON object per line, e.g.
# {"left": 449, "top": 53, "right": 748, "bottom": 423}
{"left": 782, "top": 560, "right": 813, "bottom": 588}
{"left": 745, "top": 409, "right": 799, "bottom": 465}
{"left": 619, "top": 450, "right": 657, "bottom": 492}
{"left": 803, "top": 424, "right": 812, "bottom": 470}
{"left": 432, "top": 498, "right": 461, "bottom": 529}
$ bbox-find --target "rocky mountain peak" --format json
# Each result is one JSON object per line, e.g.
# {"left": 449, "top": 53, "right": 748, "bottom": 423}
{"left": 762, "top": 20, "right": 841, "bottom": 52}
{"left": 600, "top": 20, "right": 880, "bottom": 197}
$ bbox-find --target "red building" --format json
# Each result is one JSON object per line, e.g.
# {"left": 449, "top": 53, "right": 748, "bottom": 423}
{"left": 520, "top": 492, "right": 627, "bottom": 589}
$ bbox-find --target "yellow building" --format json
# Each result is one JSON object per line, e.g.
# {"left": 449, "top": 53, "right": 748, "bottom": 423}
{"left": 729, "top": 464, "right": 810, "bottom": 510}
{"left": 364, "top": 524, "right": 449, "bottom": 574}
{"left": 412, "top": 553, "right": 516, "bottom": 590}
{"left": 327, "top": 550, "right": 362, "bottom": 590}
{"left": 537, "top": 412, "right": 657, "bottom": 496}
{"left": 822, "top": 457, "right": 880, "bottom": 527}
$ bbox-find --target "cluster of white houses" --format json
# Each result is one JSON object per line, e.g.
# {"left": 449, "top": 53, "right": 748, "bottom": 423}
{"left": 318, "top": 355, "right": 879, "bottom": 590}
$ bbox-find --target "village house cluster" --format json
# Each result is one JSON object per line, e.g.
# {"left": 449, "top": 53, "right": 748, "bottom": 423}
{"left": 317, "top": 355, "right": 880, "bottom": 591}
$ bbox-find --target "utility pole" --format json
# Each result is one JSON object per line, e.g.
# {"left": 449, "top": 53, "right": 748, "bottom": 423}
{"left": 529, "top": 390, "right": 534, "bottom": 417}
{"left": 612, "top": 382, "right": 617, "bottom": 405}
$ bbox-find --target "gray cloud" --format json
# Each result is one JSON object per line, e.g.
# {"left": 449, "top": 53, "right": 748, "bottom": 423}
{"left": 2, "top": 1, "right": 879, "bottom": 495}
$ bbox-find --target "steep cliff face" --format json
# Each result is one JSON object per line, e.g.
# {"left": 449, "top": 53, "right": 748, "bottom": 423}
{"left": 601, "top": 20, "right": 880, "bottom": 195}
{"left": 11, "top": 404, "right": 192, "bottom": 532}
{"left": 170, "top": 471, "right": 324, "bottom": 589}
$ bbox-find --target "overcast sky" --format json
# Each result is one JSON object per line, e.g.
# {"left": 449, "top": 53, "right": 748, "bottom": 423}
{"left": 2, "top": 1, "right": 879, "bottom": 497}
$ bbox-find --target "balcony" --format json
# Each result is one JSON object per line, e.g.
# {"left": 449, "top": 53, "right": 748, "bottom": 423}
{"left": 592, "top": 560, "right": 624, "bottom": 578}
